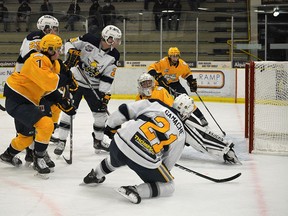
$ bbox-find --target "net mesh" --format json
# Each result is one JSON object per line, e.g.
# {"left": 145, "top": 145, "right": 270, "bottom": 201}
{"left": 253, "top": 61, "right": 288, "bottom": 154}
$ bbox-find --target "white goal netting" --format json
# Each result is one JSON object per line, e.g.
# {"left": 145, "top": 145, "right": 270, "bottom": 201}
{"left": 249, "top": 61, "right": 288, "bottom": 155}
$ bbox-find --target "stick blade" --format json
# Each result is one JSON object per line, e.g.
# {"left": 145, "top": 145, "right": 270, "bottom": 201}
{"left": 214, "top": 172, "right": 241, "bottom": 183}
{"left": 63, "top": 155, "right": 72, "bottom": 165}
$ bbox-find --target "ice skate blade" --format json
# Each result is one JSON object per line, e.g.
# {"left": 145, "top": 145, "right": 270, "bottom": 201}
{"left": 0, "top": 160, "right": 22, "bottom": 168}
{"left": 94, "top": 149, "right": 109, "bottom": 154}
{"left": 79, "top": 182, "right": 99, "bottom": 187}
{"left": 25, "top": 162, "right": 33, "bottom": 168}
{"left": 34, "top": 172, "right": 49, "bottom": 180}
{"left": 55, "top": 154, "right": 61, "bottom": 159}
{"left": 116, "top": 188, "right": 141, "bottom": 204}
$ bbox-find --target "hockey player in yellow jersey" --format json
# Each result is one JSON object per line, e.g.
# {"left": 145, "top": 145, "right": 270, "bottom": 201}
{"left": 0, "top": 34, "right": 78, "bottom": 176}
{"left": 14, "top": 15, "right": 63, "bottom": 167}
{"left": 148, "top": 47, "right": 208, "bottom": 126}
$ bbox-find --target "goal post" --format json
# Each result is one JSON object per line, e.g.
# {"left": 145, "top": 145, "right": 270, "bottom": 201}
{"left": 245, "top": 61, "right": 288, "bottom": 155}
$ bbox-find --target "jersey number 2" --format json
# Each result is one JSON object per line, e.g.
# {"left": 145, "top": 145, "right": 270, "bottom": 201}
{"left": 140, "top": 116, "right": 177, "bottom": 154}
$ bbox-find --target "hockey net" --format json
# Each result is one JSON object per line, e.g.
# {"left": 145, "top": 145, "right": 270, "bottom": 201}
{"left": 245, "top": 61, "right": 288, "bottom": 155}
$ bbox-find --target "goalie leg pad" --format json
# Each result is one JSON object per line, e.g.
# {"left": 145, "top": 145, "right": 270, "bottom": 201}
{"left": 184, "top": 118, "right": 232, "bottom": 160}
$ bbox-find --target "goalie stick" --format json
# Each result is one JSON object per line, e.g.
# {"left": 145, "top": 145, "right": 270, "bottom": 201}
{"left": 0, "top": 104, "right": 5, "bottom": 111}
{"left": 62, "top": 86, "right": 73, "bottom": 165}
{"left": 195, "top": 92, "right": 226, "bottom": 136}
{"left": 175, "top": 163, "right": 241, "bottom": 183}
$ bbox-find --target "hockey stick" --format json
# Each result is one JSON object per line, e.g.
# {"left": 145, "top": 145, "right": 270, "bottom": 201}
{"left": 195, "top": 92, "right": 226, "bottom": 136}
{"left": 63, "top": 86, "right": 73, "bottom": 165}
{"left": 175, "top": 163, "right": 241, "bottom": 183}
{"left": 0, "top": 104, "right": 6, "bottom": 111}
{"left": 76, "top": 67, "right": 110, "bottom": 115}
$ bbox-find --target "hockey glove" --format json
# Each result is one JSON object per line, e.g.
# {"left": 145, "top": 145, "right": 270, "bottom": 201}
{"left": 56, "top": 97, "right": 76, "bottom": 116}
{"left": 65, "top": 48, "right": 81, "bottom": 69}
{"left": 189, "top": 78, "right": 198, "bottom": 92}
{"left": 104, "top": 125, "right": 120, "bottom": 140}
{"left": 149, "top": 70, "right": 169, "bottom": 90}
{"left": 96, "top": 92, "right": 111, "bottom": 112}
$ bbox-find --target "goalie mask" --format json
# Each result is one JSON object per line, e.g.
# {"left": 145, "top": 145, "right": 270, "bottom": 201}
{"left": 101, "top": 25, "right": 122, "bottom": 46}
{"left": 37, "top": 15, "right": 59, "bottom": 34}
{"left": 137, "top": 73, "right": 155, "bottom": 97}
{"left": 173, "top": 94, "right": 194, "bottom": 120}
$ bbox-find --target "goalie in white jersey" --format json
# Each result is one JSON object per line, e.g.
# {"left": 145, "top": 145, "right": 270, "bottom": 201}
{"left": 83, "top": 94, "right": 193, "bottom": 204}
{"left": 54, "top": 25, "right": 122, "bottom": 156}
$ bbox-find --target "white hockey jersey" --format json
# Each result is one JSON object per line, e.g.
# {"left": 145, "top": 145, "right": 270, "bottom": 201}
{"left": 15, "top": 30, "right": 46, "bottom": 72}
{"left": 65, "top": 33, "right": 120, "bottom": 93}
{"left": 107, "top": 99, "right": 186, "bottom": 170}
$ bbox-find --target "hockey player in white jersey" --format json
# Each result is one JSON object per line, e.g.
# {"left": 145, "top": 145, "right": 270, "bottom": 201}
{"left": 83, "top": 94, "right": 193, "bottom": 204}
{"left": 15, "top": 15, "right": 59, "bottom": 73}
{"left": 54, "top": 25, "right": 122, "bottom": 156}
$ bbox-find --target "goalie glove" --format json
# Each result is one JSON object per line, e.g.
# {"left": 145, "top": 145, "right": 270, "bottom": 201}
{"left": 56, "top": 97, "right": 76, "bottom": 116}
{"left": 65, "top": 48, "right": 81, "bottom": 69}
{"left": 148, "top": 70, "right": 169, "bottom": 91}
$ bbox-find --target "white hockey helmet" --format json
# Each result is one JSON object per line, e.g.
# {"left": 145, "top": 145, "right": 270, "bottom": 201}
{"left": 137, "top": 73, "right": 155, "bottom": 97}
{"left": 101, "top": 25, "right": 122, "bottom": 46}
{"left": 173, "top": 94, "right": 194, "bottom": 119}
{"left": 37, "top": 15, "right": 59, "bottom": 34}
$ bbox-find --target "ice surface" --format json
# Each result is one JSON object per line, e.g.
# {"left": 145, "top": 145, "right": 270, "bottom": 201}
{"left": 1, "top": 98, "right": 288, "bottom": 216}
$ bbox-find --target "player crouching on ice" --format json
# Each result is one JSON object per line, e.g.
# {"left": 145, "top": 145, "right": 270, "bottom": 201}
{"left": 83, "top": 93, "right": 241, "bottom": 203}
{"left": 0, "top": 34, "right": 78, "bottom": 178}
{"left": 83, "top": 94, "right": 194, "bottom": 204}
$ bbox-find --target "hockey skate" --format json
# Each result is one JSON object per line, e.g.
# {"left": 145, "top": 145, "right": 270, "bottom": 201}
{"left": 54, "top": 139, "right": 66, "bottom": 156}
{"left": 43, "top": 151, "right": 55, "bottom": 172}
{"left": 49, "top": 135, "right": 59, "bottom": 145}
{"left": 25, "top": 148, "right": 33, "bottom": 167}
{"left": 83, "top": 169, "right": 106, "bottom": 185}
{"left": 33, "top": 151, "right": 50, "bottom": 179}
{"left": 92, "top": 132, "right": 109, "bottom": 153}
{"left": 0, "top": 150, "right": 22, "bottom": 167}
{"left": 224, "top": 148, "right": 241, "bottom": 165}
{"left": 117, "top": 186, "right": 141, "bottom": 204}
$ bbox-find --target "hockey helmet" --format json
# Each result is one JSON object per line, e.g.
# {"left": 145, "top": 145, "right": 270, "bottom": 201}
{"left": 168, "top": 47, "right": 180, "bottom": 57}
{"left": 173, "top": 94, "right": 194, "bottom": 119}
{"left": 39, "top": 34, "right": 62, "bottom": 53}
{"left": 101, "top": 25, "right": 122, "bottom": 46}
{"left": 137, "top": 73, "right": 155, "bottom": 97}
{"left": 37, "top": 15, "right": 59, "bottom": 34}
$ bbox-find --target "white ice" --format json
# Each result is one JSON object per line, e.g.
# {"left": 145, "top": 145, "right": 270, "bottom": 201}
{"left": 0, "top": 98, "right": 288, "bottom": 216}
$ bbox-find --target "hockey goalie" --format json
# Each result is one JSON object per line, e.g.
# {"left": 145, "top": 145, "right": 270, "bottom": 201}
{"left": 183, "top": 116, "right": 241, "bottom": 164}
{"left": 134, "top": 73, "right": 241, "bottom": 164}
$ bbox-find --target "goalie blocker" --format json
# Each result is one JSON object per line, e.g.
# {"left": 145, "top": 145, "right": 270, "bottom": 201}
{"left": 184, "top": 116, "right": 241, "bottom": 164}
